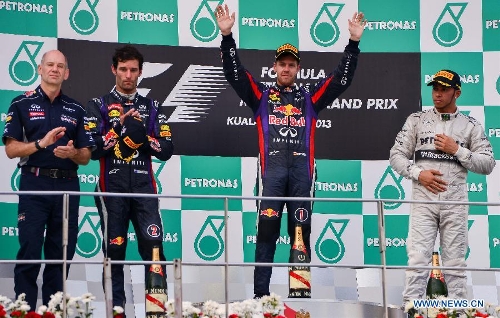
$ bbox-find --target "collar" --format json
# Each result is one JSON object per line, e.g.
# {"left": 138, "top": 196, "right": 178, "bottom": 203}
{"left": 274, "top": 83, "right": 298, "bottom": 93}
{"left": 433, "top": 107, "right": 459, "bottom": 121}
{"left": 37, "top": 85, "right": 63, "bottom": 102}
{"left": 110, "top": 86, "right": 139, "bottom": 105}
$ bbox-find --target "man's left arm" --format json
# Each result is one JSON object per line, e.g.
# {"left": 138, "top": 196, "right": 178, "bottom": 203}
{"left": 143, "top": 100, "right": 174, "bottom": 161}
{"left": 455, "top": 123, "right": 495, "bottom": 175}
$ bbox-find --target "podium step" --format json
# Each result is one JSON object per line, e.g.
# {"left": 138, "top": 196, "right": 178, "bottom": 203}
{"left": 282, "top": 298, "right": 405, "bottom": 318}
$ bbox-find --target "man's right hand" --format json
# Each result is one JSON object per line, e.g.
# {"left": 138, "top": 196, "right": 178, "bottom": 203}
{"left": 418, "top": 169, "right": 447, "bottom": 194}
{"left": 38, "top": 126, "right": 66, "bottom": 149}
{"left": 215, "top": 4, "right": 235, "bottom": 36}
{"left": 120, "top": 108, "right": 140, "bottom": 125}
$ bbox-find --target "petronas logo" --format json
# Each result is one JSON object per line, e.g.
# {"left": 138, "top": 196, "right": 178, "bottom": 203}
{"left": 190, "top": 0, "right": 223, "bottom": 42}
{"left": 496, "top": 76, "right": 500, "bottom": 95}
{"left": 315, "top": 219, "right": 348, "bottom": 264}
{"left": 10, "top": 168, "right": 21, "bottom": 191}
{"left": 9, "top": 41, "right": 43, "bottom": 86}
{"left": 76, "top": 212, "right": 102, "bottom": 258}
{"left": 152, "top": 158, "right": 166, "bottom": 194}
{"left": 466, "top": 219, "right": 473, "bottom": 259}
{"left": 70, "top": 0, "right": 100, "bottom": 35}
{"left": 375, "top": 166, "right": 405, "bottom": 210}
{"left": 194, "top": 215, "right": 225, "bottom": 260}
{"left": 432, "top": 3, "right": 467, "bottom": 47}
{"left": 310, "top": 3, "right": 344, "bottom": 47}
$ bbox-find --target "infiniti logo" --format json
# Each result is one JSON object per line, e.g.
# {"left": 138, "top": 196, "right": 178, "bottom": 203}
{"left": 279, "top": 127, "right": 298, "bottom": 137}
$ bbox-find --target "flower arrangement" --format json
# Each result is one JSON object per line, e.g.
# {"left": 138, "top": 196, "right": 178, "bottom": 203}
{"left": 0, "top": 292, "right": 124, "bottom": 318}
{"left": 0, "top": 292, "right": 285, "bottom": 318}
{"left": 405, "top": 297, "right": 500, "bottom": 318}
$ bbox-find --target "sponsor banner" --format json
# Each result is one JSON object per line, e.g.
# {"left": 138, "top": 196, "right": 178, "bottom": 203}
{"left": 158, "top": 155, "right": 181, "bottom": 211}
{"left": 420, "top": 0, "right": 482, "bottom": 52}
{"left": 180, "top": 156, "right": 242, "bottom": 211}
{"left": 314, "top": 159, "right": 362, "bottom": 215}
{"left": 178, "top": 0, "right": 239, "bottom": 47}
{"left": 489, "top": 215, "right": 500, "bottom": 268}
{"left": 485, "top": 107, "right": 500, "bottom": 161}
{"left": 421, "top": 52, "right": 484, "bottom": 106}
{"left": 0, "top": 202, "right": 20, "bottom": 260}
{"left": 59, "top": 38, "right": 421, "bottom": 159}
{"left": 0, "top": 0, "right": 57, "bottom": 37}
{"left": 1, "top": 155, "right": 21, "bottom": 203}
{"left": 466, "top": 172, "right": 489, "bottom": 215}
{"left": 241, "top": 157, "right": 258, "bottom": 212}
{"left": 358, "top": 0, "right": 420, "bottom": 52}
{"left": 117, "top": 0, "right": 178, "bottom": 46}
{"left": 361, "top": 161, "right": 412, "bottom": 215}
{"left": 483, "top": 52, "right": 500, "bottom": 106}
{"left": 57, "top": 0, "right": 117, "bottom": 42}
{"left": 482, "top": 0, "right": 500, "bottom": 52}
{"left": 0, "top": 34, "right": 57, "bottom": 91}
{"left": 75, "top": 206, "right": 103, "bottom": 260}
{"left": 311, "top": 214, "right": 363, "bottom": 266}
{"left": 298, "top": 0, "right": 358, "bottom": 52}
{"left": 77, "top": 160, "right": 100, "bottom": 207}
{"left": 465, "top": 215, "right": 489, "bottom": 268}
{"left": 238, "top": 0, "right": 298, "bottom": 50}
{"left": 75, "top": 207, "right": 181, "bottom": 261}
{"left": 181, "top": 210, "right": 243, "bottom": 263}
{"left": 486, "top": 163, "right": 500, "bottom": 215}
{"left": 363, "top": 214, "right": 409, "bottom": 266}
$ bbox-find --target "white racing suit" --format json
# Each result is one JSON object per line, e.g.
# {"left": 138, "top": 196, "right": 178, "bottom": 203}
{"left": 389, "top": 108, "right": 495, "bottom": 303}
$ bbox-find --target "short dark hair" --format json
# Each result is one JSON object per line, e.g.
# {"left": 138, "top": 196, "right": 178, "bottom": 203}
{"left": 112, "top": 45, "right": 144, "bottom": 70}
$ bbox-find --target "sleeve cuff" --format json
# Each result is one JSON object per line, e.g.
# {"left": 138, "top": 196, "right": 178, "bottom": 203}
{"left": 411, "top": 167, "right": 423, "bottom": 182}
{"left": 348, "top": 39, "right": 360, "bottom": 47}
{"left": 221, "top": 32, "right": 234, "bottom": 43}
{"left": 454, "top": 145, "right": 469, "bottom": 161}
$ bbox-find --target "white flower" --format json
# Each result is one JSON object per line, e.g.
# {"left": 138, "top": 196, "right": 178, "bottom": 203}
{"left": 113, "top": 305, "right": 124, "bottom": 314}
{"left": 37, "top": 305, "right": 48, "bottom": 314}
{"left": 202, "top": 300, "right": 224, "bottom": 317}
{"left": 19, "top": 304, "right": 31, "bottom": 312}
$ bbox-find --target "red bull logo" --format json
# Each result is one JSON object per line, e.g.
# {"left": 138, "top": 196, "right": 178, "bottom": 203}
{"left": 269, "top": 115, "right": 305, "bottom": 127}
{"left": 109, "top": 237, "right": 125, "bottom": 245}
{"left": 260, "top": 208, "right": 280, "bottom": 218}
{"left": 273, "top": 104, "right": 302, "bottom": 116}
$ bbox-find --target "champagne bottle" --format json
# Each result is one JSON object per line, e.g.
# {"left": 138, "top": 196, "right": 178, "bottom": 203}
{"left": 426, "top": 251, "right": 448, "bottom": 298}
{"left": 288, "top": 224, "right": 311, "bottom": 298}
{"left": 145, "top": 246, "right": 167, "bottom": 318}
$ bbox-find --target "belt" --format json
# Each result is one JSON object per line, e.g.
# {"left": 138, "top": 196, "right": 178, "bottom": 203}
{"left": 24, "top": 166, "right": 78, "bottom": 179}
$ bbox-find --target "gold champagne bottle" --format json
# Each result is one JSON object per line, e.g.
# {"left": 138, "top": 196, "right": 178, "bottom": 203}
{"left": 288, "top": 224, "right": 311, "bottom": 298}
{"left": 426, "top": 251, "right": 448, "bottom": 298}
{"left": 145, "top": 246, "right": 167, "bottom": 318}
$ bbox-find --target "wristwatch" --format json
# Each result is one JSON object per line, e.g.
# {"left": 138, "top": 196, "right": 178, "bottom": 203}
{"left": 35, "top": 139, "right": 45, "bottom": 150}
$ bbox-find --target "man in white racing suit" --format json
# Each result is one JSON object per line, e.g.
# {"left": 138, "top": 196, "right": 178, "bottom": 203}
{"left": 389, "top": 69, "right": 495, "bottom": 313}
